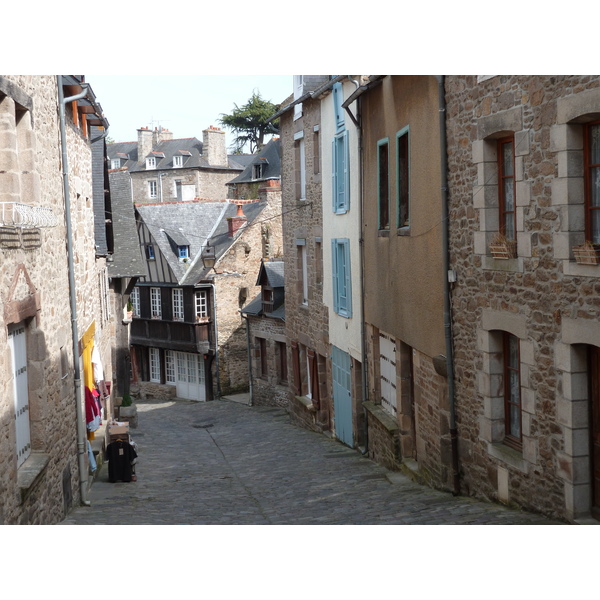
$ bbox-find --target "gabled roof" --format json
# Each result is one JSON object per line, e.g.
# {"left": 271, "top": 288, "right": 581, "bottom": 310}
{"left": 107, "top": 137, "right": 251, "bottom": 173}
{"left": 135, "top": 200, "right": 267, "bottom": 285}
{"left": 256, "top": 259, "right": 285, "bottom": 287}
{"left": 227, "top": 138, "right": 281, "bottom": 186}
{"left": 242, "top": 260, "right": 285, "bottom": 321}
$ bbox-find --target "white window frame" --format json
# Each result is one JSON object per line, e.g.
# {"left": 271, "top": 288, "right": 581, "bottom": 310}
{"left": 111, "top": 158, "right": 120, "bottom": 169}
{"left": 130, "top": 286, "right": 140, "bottom": 317}
{"left": 294, "top": 75, "right": 303, "bottom": 120}
{"left": 195, "top": 290, "right": 208, "bottom": 320}
{"left": 178, "top": 246, "right": 189, "bottom": 261}
{"left": 148, "top": 180, "right": 158, "bottom": 199}
{"left": 149, "top": 348, "right": 161, "bottom": 382}
{"left": 165, "top": 350, "right": 176, "bottom": 384}
{"left": 172, "top": 288, "right": 184, "bottom": 321}
{"left": 146, "top": 156, "right": 156, "bottom": 170}
{"left": 9, "top": 323, "right": 31, "bottom": 468}
{"left": 151, "top": 287, "right": 162, "bottom": 319}
{"left": 297, "top": 239, "right": 308, "bottom": 306}
{"left": 173, "top": 155, "right": 183, "bottom": 168}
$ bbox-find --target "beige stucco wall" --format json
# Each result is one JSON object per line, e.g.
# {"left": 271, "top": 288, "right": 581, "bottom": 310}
{"left": 361, "top": 75, "right": 445, "bottom": 358}
{"left": 321, "top": 79, "right": 363, "bottom": 363}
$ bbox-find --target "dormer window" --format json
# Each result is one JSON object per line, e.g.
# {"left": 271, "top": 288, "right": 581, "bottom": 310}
{"left": 174, "top": 155, "right": 183, "bottom": 168}
{"left": 253, "top": 163, "right": 264, "bottom": 179}
{"left": 178, "top": 245, "right": 190, "bottom": 261}
{"left": 111, "top": 158, "right": 121, "bottom": 169}
{"left": 146, "top": 157, "right": 156, "bottom": 170}
{"left": 262, "top": 287, "right": 274, "bottom": 313}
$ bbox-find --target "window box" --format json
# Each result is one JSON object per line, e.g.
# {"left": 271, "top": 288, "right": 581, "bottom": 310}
{"left": 572, "top": 241, "right": 600, "bottom": 265}
{"left": 489, "top": 234, "right": 517, "bottom": 260}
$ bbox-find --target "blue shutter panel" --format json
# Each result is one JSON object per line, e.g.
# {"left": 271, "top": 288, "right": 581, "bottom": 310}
{"left": 343, "top": 239, "right": 352, "bottom": 317}
{"left": 332, "top": 138, "right": 337, "bottom": 213}
{"left": 331, "top": 239, "right": 340, "bottom": 313}
{"left": 343, "top": 130, "right": 350, "bottom": 212}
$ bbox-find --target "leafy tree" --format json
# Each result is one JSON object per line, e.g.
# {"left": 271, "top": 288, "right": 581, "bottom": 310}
{"left": 219, "top": 91, "right": 280, "bottom": 154}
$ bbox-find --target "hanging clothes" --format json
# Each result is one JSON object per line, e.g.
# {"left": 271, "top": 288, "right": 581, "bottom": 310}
{"left": 106, "top": 439, "right": 137, "bottom": 483}
{"left": 87, "top": 440, "right": 97, "bottom": 473}
{"left": 85, "top": 386, "right": 101, "bottom": 432}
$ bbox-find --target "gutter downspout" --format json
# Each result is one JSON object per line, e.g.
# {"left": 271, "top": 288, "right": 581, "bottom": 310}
{"left": 344, "top": 78, "right": 369, "bottom": 455}
{"left": 57, "top": 76, "right": 91, "bottom": 506}
{"left": 436, "top": 75, "right": 460, "bottom": 494}
{"left": 241, "top": 312, "right": 254, "bottom": 406}
{"left": 210, "top": 282, "right": 221, "bottom": 399}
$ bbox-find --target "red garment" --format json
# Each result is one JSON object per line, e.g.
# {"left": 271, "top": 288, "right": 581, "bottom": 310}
{"left": 85, "top": 386, "right": 100, "bottom": 424}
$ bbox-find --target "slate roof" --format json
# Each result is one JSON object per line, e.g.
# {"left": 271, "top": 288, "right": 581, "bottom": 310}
{"left": 136, "top": 200, "right": 267, "bottom": 285}
{"left": 107, "top": 170, "right": 146, "bottom": 278}
{"left": 241, "top": 260, "right": 285, "bottom": 321}
{"left": 107, "top": 137, "right": 251, "bottom": 173}
{"left": 256, "top": 259, "right": 285, "bottom": 287}
{"left": 227, "top": 138, "right": 281, "bottom": 185}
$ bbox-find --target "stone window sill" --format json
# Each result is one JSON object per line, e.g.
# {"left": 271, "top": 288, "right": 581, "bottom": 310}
{"left": 295, "top": 395, "right": 317, "bottom": 411}
{"left": 363, "top": 401, "right": 399, "bottom": 433}
{"left": 17, "top": 453, "right": 50, "bottom": 503}
{"left": 488, "top": 442, "right": 527, "bottom": 473}
{"left": 562, "top": 259, "right": 600, "bottom": 278}
{"left": 480, "top": 255, "right": 524, "bottom": 273}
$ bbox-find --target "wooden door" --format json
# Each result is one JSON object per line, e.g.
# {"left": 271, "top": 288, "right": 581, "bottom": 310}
{"left": 332, "top": 346, "right": 353, "bottom": 447}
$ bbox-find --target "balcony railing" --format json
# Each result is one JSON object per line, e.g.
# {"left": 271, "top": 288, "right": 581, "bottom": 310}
{"left": 130, "top": 318, "right": 213, "bottom": 352}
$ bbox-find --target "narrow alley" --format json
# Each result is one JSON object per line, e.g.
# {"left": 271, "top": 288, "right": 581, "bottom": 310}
{"left": 61, "top": 397, "right": 561, "bottom": 525}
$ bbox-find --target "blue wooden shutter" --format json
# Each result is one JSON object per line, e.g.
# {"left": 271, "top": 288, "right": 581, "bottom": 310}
{"left": 343, "top": 239, "right": 352, "bottom": 317}
{"left": 331, "top": 238, "right": 340, "bottom": 313}
{"left": 343, "top": 130, "right": 350, "bottom": 212}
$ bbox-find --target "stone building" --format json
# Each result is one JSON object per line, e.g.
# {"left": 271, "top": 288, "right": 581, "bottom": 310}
{"left": 275, "top": 76, "right": 332, "bottom": 432}
{"left": 0, "top": 75, "right": 122, "bottom": 523}
{"left": 129, "top": 181, "right": 283, "bottom": 400}
{"left": 107, "top": 125, "right": 252, "bottom": 203}
{"left": 319, "top": 76, "right": 365, "bottom": 449}
{"left": 351, "top": 76, "right": 455, "bottom": 489}
{"left": 445, "top": 75, "right": 600, "bottom": 522}
{"left": 226, "top": 137, "right": 281, "bottom": 201}
{"left": 241, "top": 260, "right": 288, "bottom": 407}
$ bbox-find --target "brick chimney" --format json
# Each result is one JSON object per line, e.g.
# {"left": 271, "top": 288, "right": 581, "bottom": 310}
{"left": 202, "top": 125, "right": 228, "bottom": 167}
{"left": 228, "top": 204, "right": 247, "bottom": 238}
{"left": 137, "top": 126, "right": 153, "bottom": 161}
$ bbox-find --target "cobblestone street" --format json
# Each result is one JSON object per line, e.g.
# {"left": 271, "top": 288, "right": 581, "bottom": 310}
{"left": 61, "top": 398, "right": 562, "bottom": 526}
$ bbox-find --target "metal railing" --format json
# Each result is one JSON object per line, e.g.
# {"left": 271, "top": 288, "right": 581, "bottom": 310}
{"left": 0, "top": 202, "right": 59, "bottom": 228}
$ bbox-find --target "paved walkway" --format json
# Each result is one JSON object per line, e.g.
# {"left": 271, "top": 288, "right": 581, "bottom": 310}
{"left": 61, "top": 398, "right": 562, "bottom": 525}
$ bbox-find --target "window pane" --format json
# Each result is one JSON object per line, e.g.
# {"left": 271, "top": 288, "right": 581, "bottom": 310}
{"left": 379, "top": 142, "right": 389, "bottom": 229}
{"left": 510, "top": 404, "right": 521, "bottom": 438}
{"left": 591, "top": 166, "right": 600, "bottom": 208}
{"left": 398, "top": 132, "right": 409, "bottom": 227}
{"left": 502, "top": 141, "right": 513, "bottom": 176}
{"left": 591, "top": 124, "right": 600, "bottom": 165}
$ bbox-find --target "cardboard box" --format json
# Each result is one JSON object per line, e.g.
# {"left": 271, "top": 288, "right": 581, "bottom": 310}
{"left": 108, "top": 423, "right": 129, "bottom": 436}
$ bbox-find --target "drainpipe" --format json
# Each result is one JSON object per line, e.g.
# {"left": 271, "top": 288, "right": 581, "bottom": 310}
{"left": 344, "top": 78, "right": 369, "bottom": 455}
{"left": 436, "top": 75, "right": 460, "bottom": 493}
{"left": 209, "top": 282, "right": 221, "bottom": 399}
{"left": 241, "top": 312, "right": 254, "bottom": 406}
{"left": 57, "top": 76, "right": 91, "bottom": 506}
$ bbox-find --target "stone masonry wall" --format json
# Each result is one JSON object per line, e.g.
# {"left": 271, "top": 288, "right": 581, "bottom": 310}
{"left": 214, "top": 186, "right": 283, "bottom": 396}
{"left": 280, "top": 95, "right": 331, "bottom": 429}
{"left": 0, "top": 75, "right": 110, "bottom": 524}
{"left": 445, "top": 75, "right": 600, "bottom": 520}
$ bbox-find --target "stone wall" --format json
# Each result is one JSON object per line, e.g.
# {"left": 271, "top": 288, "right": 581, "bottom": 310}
{"left": 0, "top": 76, "right": 112, "bottom": 524}
{"left": 280, "top": 93, "right": 331, "bottom": 430}
{"left": 214, "top": 186, "right": 283, "bottom": 396}
{"left": 247, "top": 313, "right": 288, "bottom": 408}
{"left": 445, "top": 75, "right": 600, "bottom": 521}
